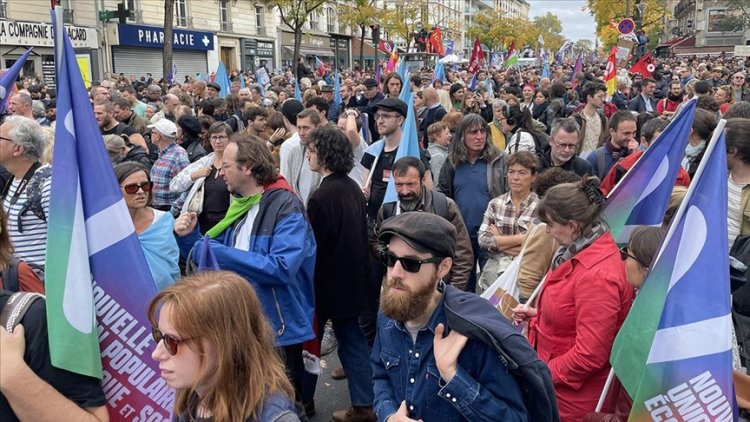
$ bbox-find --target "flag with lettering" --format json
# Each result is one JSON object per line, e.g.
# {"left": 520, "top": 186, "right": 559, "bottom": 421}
{"left": 47, "top": 8, "right": 172, "bottom": 420}
{"left": 601, "top": 99, "right": 696, "bottom": 245}
{"left": 215, "top": 61, "right": 231, "bottom": 98}
{"left": 610, "top": 121, "right": 737, "bottom": 422}
{"left": 0, "top": 48, "right": 32, "bottom": 113}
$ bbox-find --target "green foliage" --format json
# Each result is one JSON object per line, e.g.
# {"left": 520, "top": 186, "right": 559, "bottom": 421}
{"left": 467, "top": 10, "right": 537, "bottom": 52}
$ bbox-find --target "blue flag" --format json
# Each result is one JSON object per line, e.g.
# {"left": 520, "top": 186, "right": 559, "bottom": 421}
{"left": 397, "top": 56, "right": 408, "bottom": 82}
{"left": 601, "top": 99, "right": 697, "bottom": 245}
{"left": 399, "top": 71, "right": 412, "bottom": 104}
{"left": 196, "top": 73, "right": 207, "bottom": 81}
{"left": 611, "top": 120, "right": 736, "bottom": 421}
{"left": 197, "top": 235, "right": 220, "bottom": 271}
{"left": 468, "top": 73, "right": 478, "bottom": 91}
{"left": 0, "top": 48, "right": 32, "bottom": 113}
{"left": 215, "top": 61, "right": 231, "bottom": 98}
{"left": 383, "top": 93, "right": 420, "bottom": 203}
{"left": 47, "top": 6, "right": 169, "bottom": 417}
{"left": 295, "top": 77, "right": 302, "bottom": 102}
{"left": 541, "top": 61, "right": 550, "bottom": 79}
{"left": 240, "top": 73, "right": 246, "bottom": 89}
{"left": 334, "top": 69, "right": 343, "bottom": 106}
{"left": 433, "top": 60, "right": 446, "bottom": 84}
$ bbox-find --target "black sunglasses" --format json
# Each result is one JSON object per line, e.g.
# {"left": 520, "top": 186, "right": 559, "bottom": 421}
{"left": 121, "top": 181, "right": 154, "bottom": 194}
{"left": 619, "top": 246, "right": 647, "bottom": 268}
{"left": 380, "top": 250, "right": 442, "bottom": 273}
{"left": 152, "top": 327, "right": 191, "bottom": 356}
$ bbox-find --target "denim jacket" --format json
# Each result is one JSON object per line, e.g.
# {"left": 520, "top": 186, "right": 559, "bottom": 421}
{"left": 371, "top": 295, "right": 528, "bottom": 422}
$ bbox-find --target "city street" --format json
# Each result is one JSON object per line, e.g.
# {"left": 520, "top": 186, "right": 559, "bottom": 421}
{"left": 311, "top": 351, "right": 351, "bottom": 422}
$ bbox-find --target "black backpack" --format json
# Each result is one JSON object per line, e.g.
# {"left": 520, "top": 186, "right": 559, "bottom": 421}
{"left": 382, "top": 191, "right": 449, "bottom": 221}
{"left": 0, "top": 257, "right": 20, "bottom": 293}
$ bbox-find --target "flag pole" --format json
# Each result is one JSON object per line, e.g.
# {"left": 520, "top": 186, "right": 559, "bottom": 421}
{"left": 595, "top": 369, "right": 616, "bottom": 412}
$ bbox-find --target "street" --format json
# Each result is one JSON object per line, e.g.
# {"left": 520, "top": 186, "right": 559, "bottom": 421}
{"left": 311, "top": 351, "right": 352, "bottom": 422}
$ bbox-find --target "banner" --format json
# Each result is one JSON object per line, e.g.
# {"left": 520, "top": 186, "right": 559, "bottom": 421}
{"left": 0, "top": 48, "right": 32, "bottom": 113}
{"left": 47, "top": 7, "right": 171, "bottom": 421}
{"left": 629, "top": 52, "right": 655, "bottom": 78}
{"left": 604, "top": 47, "right": 617, "bottom": 96}
{"left": 467, "top": 37, "right": 484, "bottom": 74}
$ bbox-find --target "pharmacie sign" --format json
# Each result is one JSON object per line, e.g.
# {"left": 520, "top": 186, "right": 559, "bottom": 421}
{"left": 0, "top": 20, "right": 98, "bottom": 49}
{"left": 118, "top": 24, "right": 214, "bottom": 51}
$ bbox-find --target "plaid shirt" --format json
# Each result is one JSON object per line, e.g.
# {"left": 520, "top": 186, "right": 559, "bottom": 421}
{"left": 478, "top": 191, "right": 539, "bottom": 252}
{"left": 150, "top": 143, "right": 189, "bottom": 207}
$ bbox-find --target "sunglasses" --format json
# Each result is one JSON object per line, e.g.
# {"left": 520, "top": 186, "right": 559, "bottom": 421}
{"left": 121, "top": 181, "right": 153, "bottom": 194}
{"left": 152, "top": 327, "right": 192, "bottom": 356}
{"left": 619, "top": 246, "right": 647, "bottom": 267}
{"left": 380, "top": 250, "right": 442, "bottom": 273}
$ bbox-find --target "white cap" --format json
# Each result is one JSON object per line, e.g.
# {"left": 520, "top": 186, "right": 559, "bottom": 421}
{"left": 147, "top": 119, "right": 178, "bottom": 139}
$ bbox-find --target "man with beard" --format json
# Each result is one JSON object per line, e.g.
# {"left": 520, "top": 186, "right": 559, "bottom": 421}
{"left": 372, "top": 212, "right": 529, "bottom": 422}
{"left": 374, "top": 157, "right": 473, "bottom": 291}
{"left": 656, "top": 80, "right": 684, "bottom": 119}
{"left": 94, "top": 100, "right": 149, "bottom": 153}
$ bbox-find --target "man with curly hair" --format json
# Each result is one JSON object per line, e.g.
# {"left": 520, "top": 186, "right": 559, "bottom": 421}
{"left": 305, "top": 126, "right": 375, "bottom": 422}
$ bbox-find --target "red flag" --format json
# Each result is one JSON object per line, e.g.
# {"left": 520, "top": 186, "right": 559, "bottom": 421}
{"left": 504, "top": 40, "right": 516, "bottom": 60}
{"left": 467, "top": 37, "right": 484, "bottom": 74}
{"left": 429, "top": 28, "right": 444, "bottom": 56}
{"left": 604, "top": 47, "right": 617, "bottom": 96}
{"left": 628, "top": 53, "right": 655, "bottom": 78}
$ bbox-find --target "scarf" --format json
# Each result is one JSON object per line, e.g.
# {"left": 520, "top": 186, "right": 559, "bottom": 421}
{"left": 551, "top": 222, "right": 608, "bottom": 269}
{"left": 682, "top": 140, "right": 705, "bottom": 171}
{"left": 206, "top": 193, "right": 262, "bottom": 238}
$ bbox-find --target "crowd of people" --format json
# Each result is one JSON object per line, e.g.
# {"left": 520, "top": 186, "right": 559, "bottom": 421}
{"left": 2, "top": 50, "right": 750, "bottom": 422}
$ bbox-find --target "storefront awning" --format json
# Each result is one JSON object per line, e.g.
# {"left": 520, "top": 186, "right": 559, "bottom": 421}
{"left": 658, "top": 35, "right": 695, "bottom": 48}
{"left": 283, "top": 46, "right": 335, "bottom": 57}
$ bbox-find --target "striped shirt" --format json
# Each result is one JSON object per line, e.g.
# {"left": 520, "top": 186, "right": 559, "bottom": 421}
{"left": 728, "top": 174, "right": 745, "bottom": 249}
{"left": 2, "top": 165, "right": 51, "bottom": 269}
{"left": 478, "top": 191, "right": 539, "bottom": 252}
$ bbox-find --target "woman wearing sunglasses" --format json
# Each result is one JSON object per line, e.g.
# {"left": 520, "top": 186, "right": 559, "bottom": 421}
{"left": 148, "top": 271, "right": 299, "bottom": 422}
{"left": 115, "top": 162, "right": 179, "bottom": 292}
{"left": 511, "top": 177, "right": 635, "bottom": 422}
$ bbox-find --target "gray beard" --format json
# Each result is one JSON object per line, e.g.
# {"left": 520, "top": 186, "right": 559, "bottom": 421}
{"left": 399, "top": 197, "right": 421, "bottom": 212}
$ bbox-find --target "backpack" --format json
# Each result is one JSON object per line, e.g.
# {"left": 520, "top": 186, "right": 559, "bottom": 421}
{"left": 19, "top": 165, "right": 52, "bottom": 231}
{"left": 382, "top": 191, "right": 449, "bottom": 221}
{"left": 227, "top": 114, "right": 246, "bottom": 133}
{"left": 0, "top": 257, "right": 20, "bottom": 293}
{"left": 1, "top": 291, "right": 44, "bottom": 333}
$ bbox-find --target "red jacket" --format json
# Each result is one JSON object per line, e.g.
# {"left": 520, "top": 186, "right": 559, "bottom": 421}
{"left": 599, "top": 150, "right": 691, "bottom": 196}
{"left": 529, "top": 232, "right": 635, "bottom": 422}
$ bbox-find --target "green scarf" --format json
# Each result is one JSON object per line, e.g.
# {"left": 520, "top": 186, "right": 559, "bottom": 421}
{"left": 206, "top": 193, "right": 262, "bottom": 238}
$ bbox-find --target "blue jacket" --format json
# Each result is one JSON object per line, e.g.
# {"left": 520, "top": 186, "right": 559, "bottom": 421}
{"left": 179, "top": 185, "right": 317, "bottom": 347}
{"left": 371, "top": 292, "right": 528, "bottom": 422}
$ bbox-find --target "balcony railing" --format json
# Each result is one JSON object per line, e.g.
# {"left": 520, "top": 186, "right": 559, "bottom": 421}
{"left": 0, "top": 2, "right": 7, "bottom": 19}
{"left": 221, "top": 21, "right": 233, "bottom": 32}
{"left": 63, "top": 8, "right": 74, "bottom": 24}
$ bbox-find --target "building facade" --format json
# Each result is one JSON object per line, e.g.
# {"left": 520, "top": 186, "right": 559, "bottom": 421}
{"left": 667, "top": 0, "right": 746, "bottom": 55}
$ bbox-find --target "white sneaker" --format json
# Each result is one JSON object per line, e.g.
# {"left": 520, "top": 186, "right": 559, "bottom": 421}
{"left": 320, "top": 325, "right": 337, "bottom": 356}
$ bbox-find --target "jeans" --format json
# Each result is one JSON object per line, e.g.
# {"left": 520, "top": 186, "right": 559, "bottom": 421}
{"left": 330, "top": 317, "right": 374, "bottom": 406}
{"left": 468, "top": 236, "right": 488, "bottom": 294}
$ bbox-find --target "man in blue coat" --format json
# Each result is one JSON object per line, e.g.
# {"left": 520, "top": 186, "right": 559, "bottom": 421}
{"left": 174, "top": 135, "right": 316, "bottom": 412}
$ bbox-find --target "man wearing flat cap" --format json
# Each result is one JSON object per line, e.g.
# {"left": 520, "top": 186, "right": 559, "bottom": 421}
{"left": 320, "top": 84, "right": 341, "bottom": 123}
{"left": 371, "top": 212, "right": 529, "bottom": 422}
{"left": 206, "top": 81, "right": 221, "bottom": 99}
{"left": 357, "top": 78, "right": 385, "bottom": 140}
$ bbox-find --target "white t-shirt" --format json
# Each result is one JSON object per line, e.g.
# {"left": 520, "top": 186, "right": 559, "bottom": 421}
{"left": 233, "top": 206, "right": 260, "bottom": 251}
{"left": 728, "top": 174, "right": 745, "bottom": 249}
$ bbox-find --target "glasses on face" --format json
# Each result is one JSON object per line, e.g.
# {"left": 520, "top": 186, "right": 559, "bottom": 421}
{"left": 553, "top": 140, "right": 578, "bottom": 150}
{"left": 380, "top": 250, "right": 442, "bottom": 273}
{"left": 619, "top": 246, "right": 647, "bottom": 267}
{"left": 374, "top": 113, "right": 399, "bottom": 121}
{"left": 152, "top": 327, "right": 192, "bottom": 356}
{"left": 121, "top": 181, "right": 153, "bottom": 194}
{"left": 735, "top": 76, "right": 745, "bottom": 80}
{"left": 0, "top": 136, "right": 14, "bottom": 143}
{"left": 210, "top": 134, "right": 229, "bottom": 141}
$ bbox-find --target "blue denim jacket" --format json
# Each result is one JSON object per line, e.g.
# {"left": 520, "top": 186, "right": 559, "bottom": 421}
{"left": 371, "top": 295, "right": 528, "bottom": 422}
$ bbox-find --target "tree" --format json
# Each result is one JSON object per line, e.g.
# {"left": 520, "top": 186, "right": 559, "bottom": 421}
{"left": 533, "top": 12, "right": 566, "bottom": 52}
{"left": 715, "top": 0, "right": 749, "bottom": 32}
{"left": 573, "top": 39, "right": 593, "bottom": 53}
{"left": 467, "top": 10, "right": 537, "bottom": 52}
{"left": 379, "top": 1, "right": 423, "bottom": 52}
{"left": 163, "top": 0, "right": 174, "bottom": 81}
{"left": 271, "top": 0, "right": 330, "bottom": 78}
{"left": 586, "top": 0, "right": 669, "bottom": 51}
{"left": 339, "top": 0, "right": 378, "bottom": 70}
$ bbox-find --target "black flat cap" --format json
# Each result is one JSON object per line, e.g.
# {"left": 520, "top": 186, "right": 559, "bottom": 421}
{"left": 379, "top": 212, "right": 456, "bottom": 258}
{"left": 363, "top": 79, "right": 378, "bottom": 88}
{"left": 207, "top": 81, "right": 221, "bottom": 91}
{"left": 373, "top": 97, "right": 407, "bottom": 118}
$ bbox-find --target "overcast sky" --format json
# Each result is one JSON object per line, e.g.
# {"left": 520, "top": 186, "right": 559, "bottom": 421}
{"left": 528, "top": 0, "right": 598, "bottom": 42}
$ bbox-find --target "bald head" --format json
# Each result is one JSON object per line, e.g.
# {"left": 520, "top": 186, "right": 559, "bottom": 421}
{"left": 423, "top": 87, "right": 439, "bottom": 106}
{"left": 162, "top": 94, "right": 181, "bottom": 113}
{"left": 9, "top": 93, "right": 33, "bottom": 118}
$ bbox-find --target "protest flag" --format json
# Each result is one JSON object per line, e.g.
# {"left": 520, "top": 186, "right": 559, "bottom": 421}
{"left": 383, "top": 93, "right": 420, "bottom": 203}
{"left": 215, "top": 61, "right": 231, "bottom": 98}
{"left": 468, "top": 73, "right": 478, "bottom": 91}
{"left": 541, "top": 61, "right": 550, "bottom": 79}
{"left": 433, "top": 60, "right": 446, "bottom": 84}
{"left": 240, "top": 73, "right": 246, "bottom": 89}
{"left": 505, "top": 52, "right": 518, "bottom": 68}
{"left": 0, "top": 48, "right": 32, "bottom": 113}
{"left": 197, "top": 235, "right": 220, "bottom": 272}
{"left": 604, "top": 47, "right": 617, "bottom": 96}
{"left": 504, "top": 40, "right": 516, "bottom": 60}
{"left": 538, "top": 34, "right": 545, "bottom": 48}
{"left": 570, "top": 52, "right": 583, "bottom": 89}
{"left": 601, "top": 99, "right": 697, "bottom": 245}
{"left": 315, "top": 56, "right": 329, "bottom": 77}
{"left": 629, "top": 53, "right": 655, "bottom": 79}
{"left": 467, "top": 37, "right": 484, "bottom": 74}
{"left": 610, "top": 120, "right": 736, "bottom": 421}
{"left": 399, "top": 70, "right": 412, "bottom": 104}
{"left": 47, "top": 6, "right": 171, "bottom": 419}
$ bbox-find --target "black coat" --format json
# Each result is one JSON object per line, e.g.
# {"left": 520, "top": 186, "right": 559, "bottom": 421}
{"left": 306, "top": 172, "right": 372, "bottom": 318}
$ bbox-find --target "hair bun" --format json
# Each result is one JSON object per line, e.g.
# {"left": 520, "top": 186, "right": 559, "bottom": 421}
{"left": 582, "top": 178, "right": 606, "bottom": 206}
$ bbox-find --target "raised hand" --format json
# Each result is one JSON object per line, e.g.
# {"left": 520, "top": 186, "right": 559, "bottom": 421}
{"left": 433, "top": 323, "right": 468, "bottom": 383}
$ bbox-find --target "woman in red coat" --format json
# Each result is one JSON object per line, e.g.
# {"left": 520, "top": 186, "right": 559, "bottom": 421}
{"left": 513, "top": 177, "right": 635, "bottom": 422}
